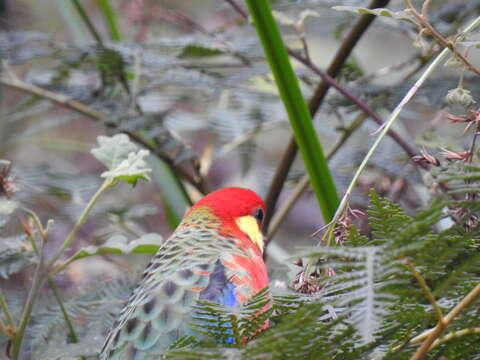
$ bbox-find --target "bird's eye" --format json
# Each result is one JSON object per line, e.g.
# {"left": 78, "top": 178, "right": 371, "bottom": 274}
{"left": 253, "top": 208, "right": 264, "bottom": 223}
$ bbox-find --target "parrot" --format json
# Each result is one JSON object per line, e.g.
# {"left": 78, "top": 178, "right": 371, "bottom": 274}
{"left": 100, "top": 187, "right": 269, "bottom": 360}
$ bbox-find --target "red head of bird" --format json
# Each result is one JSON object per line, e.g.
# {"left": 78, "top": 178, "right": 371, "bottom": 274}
{"left": 185, "top": 186, "right": 266, "bottom": 255}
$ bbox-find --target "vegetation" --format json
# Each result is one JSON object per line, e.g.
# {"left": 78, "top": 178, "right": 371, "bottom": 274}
{"left": 0, "top": 0, "right": 479, "bottom": 359}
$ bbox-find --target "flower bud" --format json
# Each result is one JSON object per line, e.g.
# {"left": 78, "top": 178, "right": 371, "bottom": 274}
{"left": 444, "top": 55, "right": 464, "bottom": 69}
{"left": 445, "top": 87, "right": 475, "bottom": 107}
{"left": 413, "top": 34, "right": 426, "bottom": 49}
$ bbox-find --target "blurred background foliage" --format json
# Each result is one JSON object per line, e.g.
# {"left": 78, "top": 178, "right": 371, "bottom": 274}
{"left": 0, "top": 0, "right": 479, "bottom": 358}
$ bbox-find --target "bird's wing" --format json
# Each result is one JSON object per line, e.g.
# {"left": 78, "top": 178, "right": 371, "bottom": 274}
{"left": 100, "top": 227, "right": 242, "bottom": 360}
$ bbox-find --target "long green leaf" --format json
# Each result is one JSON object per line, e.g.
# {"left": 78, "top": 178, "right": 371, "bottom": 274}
{"left": 97, "top": 0, "right": 122, "bottom": 41}
{"left": 245, "top": 0, "right": 339, "bottom": 221}
{"left": 70, "top": 0, "right": 103, "bottom": 43}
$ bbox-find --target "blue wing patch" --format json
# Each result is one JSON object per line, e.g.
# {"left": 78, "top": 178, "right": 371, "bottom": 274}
{"left": 199, "top": 260, "right": 238, "bottom": 306}
{"left": 197, "top": 260, "right": 237, "bottom": 343}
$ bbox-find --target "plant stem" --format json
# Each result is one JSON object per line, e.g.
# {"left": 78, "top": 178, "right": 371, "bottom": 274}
{"left": 0, "top": 290, "right": 16, "bottom": 333}
{"left": 46, "top": 278, "right": 80, "bottom": 343}
{"left": 10, "top": 260, "right": 45, "bottom": 360}
{"left": 11, "top": 177, "right": 123, "bottom": 358}
{"left": 246, "top": 0, "right": 339, "bottom": 221}
{"left": 47, "top": 178, "right": 114, "bottom": 270}
{"left": 404, "top": 258, "right": 443, "bottom": 321}
{"left": 71, "top": 0, "right": 104, "bottom": 44}
{"left": 411, "top": 283, "right": 480, "bottom": 360}
{"left": 8, "top": 216, "right": 45, "bottom": 359}
{"left": 97, "top": 0, "right": 122, "bottom": 41}
{"left": 430, "top": 327, "right": 480, "bottom": 349}
{"left": 0, "top": 318, "right": 9, "bottom": 337}
{"left": 22, "top": 212, "right": 82, "bottom": 347}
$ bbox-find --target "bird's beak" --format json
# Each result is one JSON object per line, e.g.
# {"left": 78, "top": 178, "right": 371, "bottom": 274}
{"left": 235, "top": 215, "right": 264, "bottom": 252}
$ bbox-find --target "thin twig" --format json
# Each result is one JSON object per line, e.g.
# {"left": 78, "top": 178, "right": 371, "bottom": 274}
{"left": 130, "top": 47, "right": 142, "bottom": 112}
{"left": 300, "top": 36, "right": 311, "bottom": 63}
{"left": 46, "top": 278, "right": 80, "bottom": 344}
{"left": 404, "top": 0, "right": 480, "bottom": 76}
{"left": 0, "top": 291, "right": 16, "bottom": 334}
{"left": 71, "top": 0, "right": 103, "bottom": 44}
{"left": 0, "top": 76, "right": 203, "bottom": 194}
{"left": 430, "top": 327, "right": 480, "bottom": 349}
{"left": 410, "top": 283, "right": 480, "bottom": 360}
{"left": 226, "top": 0, "right": 248, "bottom": 18}
{"left": 420, "top": 0, "right": 432, "bottom": 18}
{"left": 46, "top": 178, "right": 113, "bottom": 270}
{"left": 0, "top": 318, "right": 10, "bottom": 338}
{"left": 266, "top": 113, "right": 366, "bottom": 242}
{"left": 22, "top": 211, "right": 82, "bottom": 347}
{"left": 404, "top": 258, "right": 443, "bottom": 321}
{"left": 10, "top": 248, "right": 46, "bottom": 360}
{"left": 288, "top": 49, "right": 420, "bottom": 161}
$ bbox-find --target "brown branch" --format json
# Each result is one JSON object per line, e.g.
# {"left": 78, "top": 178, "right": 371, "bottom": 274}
{"left": 410, "top": 283, "right": 480, "bottom": 360}
{"left": 0, "top": 76, "right": 204, "bottom": 195}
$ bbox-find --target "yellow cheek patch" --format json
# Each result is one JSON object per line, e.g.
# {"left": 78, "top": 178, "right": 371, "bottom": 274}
{"left": 235, "top": 215, "right": 264, "bottom": 251}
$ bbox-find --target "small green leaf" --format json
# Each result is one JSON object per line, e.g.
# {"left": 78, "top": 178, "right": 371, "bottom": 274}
{"left": 91, "top": 134, "right": 137, "bottom": 170}
{"left": 178, "top": 44, "right": 223, "bottom": 58}
{"left": 100, "top": 149, "right": 152, "bottom": 185}
{"left": 91, "top": 134, "right": 152, "bottom": 185}
{"left": 70, "top": 233, "right": 162, "bottom": 262}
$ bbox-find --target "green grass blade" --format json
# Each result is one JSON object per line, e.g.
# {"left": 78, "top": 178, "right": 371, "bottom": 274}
{"left": 70, "top": 0, "right": 103, "bottom": 43}
{"left": 245, "top": 0, "right": 339, "bottom": 221}
{"left": 97, "top": 0, "right": 122, "bottom": 41}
